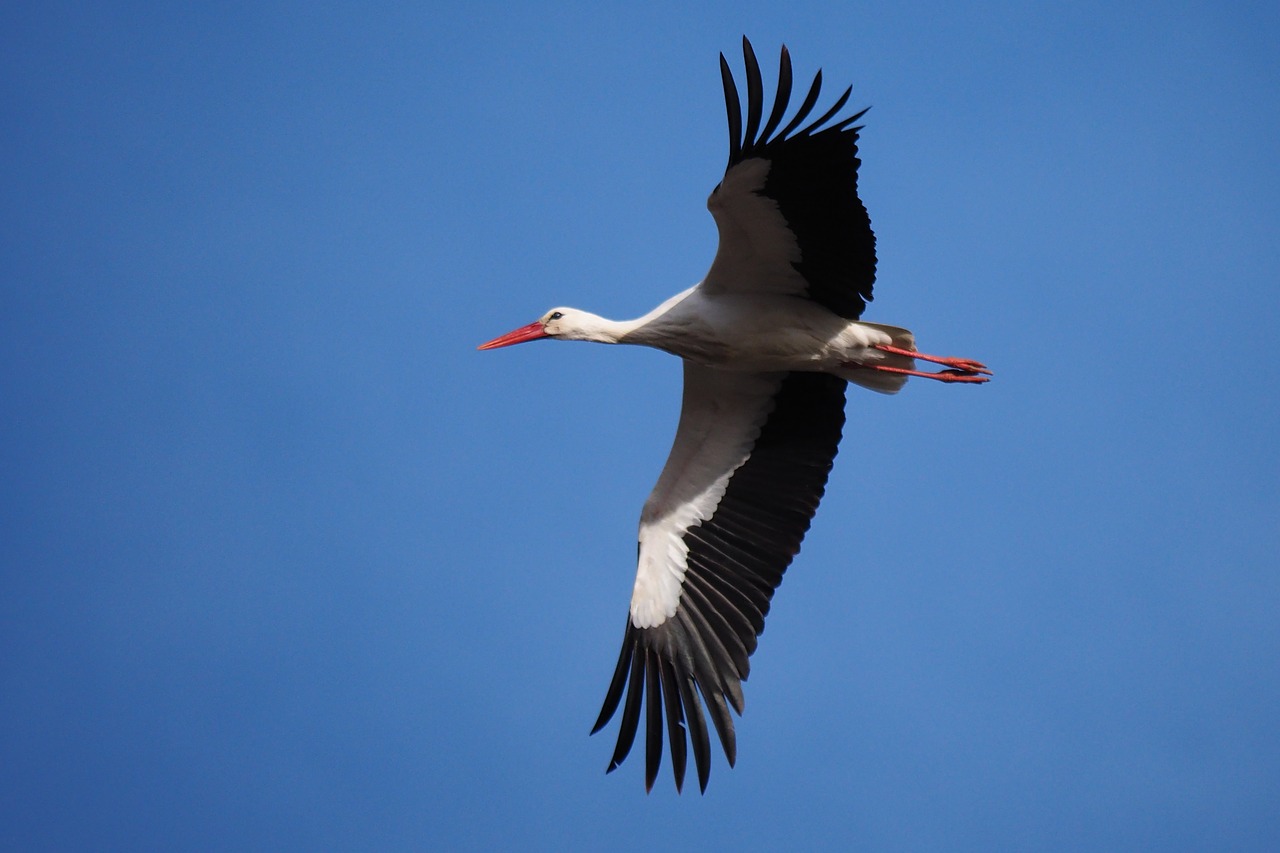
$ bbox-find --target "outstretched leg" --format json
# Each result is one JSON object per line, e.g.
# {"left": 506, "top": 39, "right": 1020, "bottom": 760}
{"left": 843, "top": 344, "right": 992, "bottom": 384}
{"left": 873, "top": 344, "right": 992, "bottom": 376}
{"left": 856, "top": 364, "right": 989, "bottom": 384}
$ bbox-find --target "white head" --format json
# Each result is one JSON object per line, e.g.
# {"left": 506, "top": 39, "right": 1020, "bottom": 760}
{"left": 477, "top": 307, "right": 615, "bottom": 349}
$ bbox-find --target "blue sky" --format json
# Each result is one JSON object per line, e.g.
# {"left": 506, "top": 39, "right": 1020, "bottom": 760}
{"left": 3, "top": 2, "right": 1278, "bottom": 849}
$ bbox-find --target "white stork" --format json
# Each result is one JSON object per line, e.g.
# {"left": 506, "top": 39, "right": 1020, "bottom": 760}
{"left": 479, "top": 38, "right": 990, "bottom": 793}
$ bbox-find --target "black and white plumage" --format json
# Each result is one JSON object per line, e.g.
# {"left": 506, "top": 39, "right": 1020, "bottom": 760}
{"left": 479, "top": 38, "right": 989, "bottom": 793}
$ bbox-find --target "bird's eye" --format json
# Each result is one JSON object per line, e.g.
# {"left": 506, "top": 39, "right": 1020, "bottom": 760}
{"left": 549, "top": 311, "right": 563, "bottom": 321}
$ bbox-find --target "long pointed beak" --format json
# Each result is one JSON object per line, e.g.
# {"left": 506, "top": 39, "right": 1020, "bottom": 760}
{"left": 477, "top": 321, "right": 548, "bottom": 350}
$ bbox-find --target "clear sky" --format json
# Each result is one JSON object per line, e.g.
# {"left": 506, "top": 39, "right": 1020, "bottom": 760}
{"left": 3, "top": 2, "right": 1278, "bottom": 850}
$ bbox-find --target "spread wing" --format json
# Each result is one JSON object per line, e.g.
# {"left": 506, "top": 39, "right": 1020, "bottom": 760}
{"left": 590, "top": 364, "right": 847, "bottom": 792}
{"left": 702, "top": 37, "right": 877, "bottom": 321}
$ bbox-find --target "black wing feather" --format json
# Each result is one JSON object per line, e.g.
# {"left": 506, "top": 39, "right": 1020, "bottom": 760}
{"left": 758, "top": 45, "right": 793, "bottom": 144}
{"left": 800, "top": 84, "right": 854, "bottom": 137}
{"left": 741, "top": 37, "right": 765, "bottom": 155}
{"left": 606, "top": 643, "right": 645, "bottom": 773}
{"left": 659, "top": 657, "right": 688, "bottom": 793}
{"left": 718, "top": 54, "right": 743, "bottom": 166}
{"left": 777, "top": 69, "right": 823, "bottom": 139}
{"left": 644, "top": 651, "right": 664, "bottom": 791}
{"left": 675, "top": 663, "right": 712, "bottom": 792}
{"left": 590, "top": 626, "right": 632, "bottom": 735}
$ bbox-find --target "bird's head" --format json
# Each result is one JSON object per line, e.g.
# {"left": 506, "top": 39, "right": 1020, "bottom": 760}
{"left": 477, "top": 308, "right": 605, "bottom": 349}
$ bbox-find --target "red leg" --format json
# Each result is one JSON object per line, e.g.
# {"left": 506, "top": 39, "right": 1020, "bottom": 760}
{"left": 858, "top": 364, "right": 990, "bottom": 384}
{"left": 873, "top": 344, "right": 992, "bottom": 376}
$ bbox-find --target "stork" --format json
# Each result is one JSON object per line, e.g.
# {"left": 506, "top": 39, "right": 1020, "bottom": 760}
{"left": 479, "top": 38, "right": 990, "bottom": 793}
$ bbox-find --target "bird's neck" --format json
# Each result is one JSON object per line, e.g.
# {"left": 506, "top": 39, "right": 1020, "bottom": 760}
{"left": 615, "top": 287, "right": 698, "bottom": 347}
{"left": 570, "top": 287, "right": 698, "bottom": 347}
{"left": 557, "top": 312, "right": 629, "bottom": 344}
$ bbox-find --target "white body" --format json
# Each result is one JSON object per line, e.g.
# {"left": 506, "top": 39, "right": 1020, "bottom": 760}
{"left": 621, "top": 287, "right": 917, "bottom": 386}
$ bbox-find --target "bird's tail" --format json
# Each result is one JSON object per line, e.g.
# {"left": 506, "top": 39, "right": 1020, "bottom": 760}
{"left": 842, "top": 323, "right": 916, "bottom": 394}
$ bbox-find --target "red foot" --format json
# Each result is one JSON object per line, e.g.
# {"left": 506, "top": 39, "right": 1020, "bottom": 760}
{"left": 873, "top": 344, "right": 992, "bottom": 376}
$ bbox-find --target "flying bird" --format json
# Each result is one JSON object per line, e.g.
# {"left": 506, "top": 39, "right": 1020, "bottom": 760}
{"left": 479, "top": 37, "right": 990, "bottom": 793}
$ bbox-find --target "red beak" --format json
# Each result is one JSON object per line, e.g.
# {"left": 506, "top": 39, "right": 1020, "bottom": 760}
{"left": 477, "top": 321, "right": 548, "bottom": 350}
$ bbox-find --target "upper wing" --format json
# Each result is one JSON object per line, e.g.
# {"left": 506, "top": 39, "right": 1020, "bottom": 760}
{"left": 590, "top": 363, "right": 847, "bottom": 792}
{"left": 702, "top": 37, "right": 877, "bottom": 321}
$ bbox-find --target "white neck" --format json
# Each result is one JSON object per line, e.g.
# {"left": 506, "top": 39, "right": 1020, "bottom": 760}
{"left": 560, "top": 311, "right": 645, "bottom": 344}
{"left": 562, "top": 286, "right": 696, "bottom": 347}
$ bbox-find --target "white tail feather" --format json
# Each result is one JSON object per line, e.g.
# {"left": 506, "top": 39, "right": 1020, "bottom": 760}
{"left": 841, "top": 323, "right": 916, "bottom": 394}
